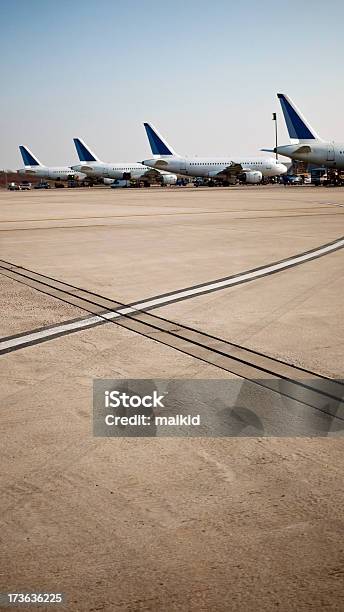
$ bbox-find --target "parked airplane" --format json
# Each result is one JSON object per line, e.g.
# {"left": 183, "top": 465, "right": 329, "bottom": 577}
{"left": 71, "top": 138, "right": 178, "bottom": 186}
{"left": 141, "top": 124, "right": 287, "bottom": 184}
{"left": 18, "top": 146, "right": 86, "bottom": 181}
{"left": 263, "top": 93, "right": 344, "bottom": 169}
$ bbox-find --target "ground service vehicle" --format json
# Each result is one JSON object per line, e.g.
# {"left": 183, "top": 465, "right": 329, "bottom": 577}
{"left": 7, "top": 182, "right": 19, "bottom": 190}
{"left": 19, "top": 181, "right": 31, "bottom": 190}
{"left": 34, "top": 182, "right": 51, "bottom": 189}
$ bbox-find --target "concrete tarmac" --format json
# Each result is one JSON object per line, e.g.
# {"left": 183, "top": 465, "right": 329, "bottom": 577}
{"left": 0, "top": 185, "right": 344, "bottom": 611}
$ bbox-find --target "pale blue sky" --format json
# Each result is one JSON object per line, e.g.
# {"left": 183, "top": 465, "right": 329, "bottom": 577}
{"left": 1, "top": 0, "right": 344, "bottom": 168}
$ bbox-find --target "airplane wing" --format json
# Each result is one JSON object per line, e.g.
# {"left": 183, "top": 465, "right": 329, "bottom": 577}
{"left": 214, "top": 161, "right": 243, "bottom": 180}
{"left": 76, "top": 165, "right": 95, "bottom": 173}
{"left": 293, "top": 145, "right": 312, "bottom": 154}
{"left": 141, "top": 167, "right": 167, "bottom": 179}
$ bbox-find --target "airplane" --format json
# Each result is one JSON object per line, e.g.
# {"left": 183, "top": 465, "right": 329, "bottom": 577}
{"left": 141, "top": 123, "right": 287, "bottom": 185}
{"left": 263, "top": 93, "right": 344, "bottom": 169}
{"left": 18, "top": 145, "right": 86, "bottom": 181}
{"left": 71, "top": 138, "right": 178, "bottom": 186}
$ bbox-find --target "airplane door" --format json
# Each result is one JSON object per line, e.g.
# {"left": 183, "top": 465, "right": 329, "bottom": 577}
{"left": 179, "top": 160, "right": 187, "bottom": 175}
{"left": 327, "top": 144, "right": 335, "bottom": 161}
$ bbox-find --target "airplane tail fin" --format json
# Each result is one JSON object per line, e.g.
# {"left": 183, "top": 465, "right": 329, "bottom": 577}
{"left": 73, "top": 138, "right": 99, "bottom": 162}
{"left": 143, "top": 123, "right": 177, "bottom": 156}
{"left": 19, "top": 145, "right": 42, "bottom": 167}
{"left": 277, "top": 93, "right": 322, "bottom": 142}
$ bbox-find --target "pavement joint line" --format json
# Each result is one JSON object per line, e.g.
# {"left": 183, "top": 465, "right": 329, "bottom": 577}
{"left": 0, "top": 205, "right": 337, "bottom": 224}
{"left": 0, "top": 235, "right": 343, "bottom": 354}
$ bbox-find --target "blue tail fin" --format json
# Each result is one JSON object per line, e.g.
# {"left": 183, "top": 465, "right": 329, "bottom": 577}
{"left": 143, "top": 123, "right": 176, "bottom": 156}
{"left": 73, "top": 138, "right": 99, "bottom": 162}
{"left": 19, "top": 145, "right": 42, "bottom": 166}
{"left": 277, "top": 93, "right": 321, "bottom": 141}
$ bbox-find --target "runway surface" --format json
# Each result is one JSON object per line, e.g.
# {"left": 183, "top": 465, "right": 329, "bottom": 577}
{"left": 1, "top": 185, "right": 344, "bottom": 611}
{"left": 1, "top": 256, "right": 344, "bottom": 431}
{"left": 1, "top": 235, "right": 343, "bottom": 354}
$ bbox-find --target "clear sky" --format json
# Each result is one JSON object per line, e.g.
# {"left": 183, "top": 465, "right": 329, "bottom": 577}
{"left": 1, "top": 0, "right": 344, "bottom": 168}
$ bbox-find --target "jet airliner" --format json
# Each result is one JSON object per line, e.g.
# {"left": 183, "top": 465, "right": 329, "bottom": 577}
{"left": 71, "top": 139, "right": 178, "bottom": 186}
{"left": 141, "top": 124, "right": 287, "bottom": 184}
{"left": 263, "top": 93, "right": 344, "bottom": 169}
{"left": 18, "top": 146, "right": 86, "bottom": 181}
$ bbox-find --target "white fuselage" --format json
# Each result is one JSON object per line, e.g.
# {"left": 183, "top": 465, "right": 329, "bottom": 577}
{"left": 18, "top": 166, "right": 86, "bottom": 180}
{"left": 141, "top": 156, "right": 287, "bottom": 178}
{"left": 276, "top": 141, "right": 344, "bottom": 169}
{"left": 71, "top": 161, "right": 156, "bottom": 180}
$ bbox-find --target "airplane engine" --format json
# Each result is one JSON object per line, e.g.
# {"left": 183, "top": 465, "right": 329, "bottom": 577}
{"left": 103, "top": 178, "right": 115, "bottom": 185}
{"left": 240, "top": 171, "right": 263, "bottom": 184}
{"left": 161, "top": 173, "right": 178, "bottom": 185}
